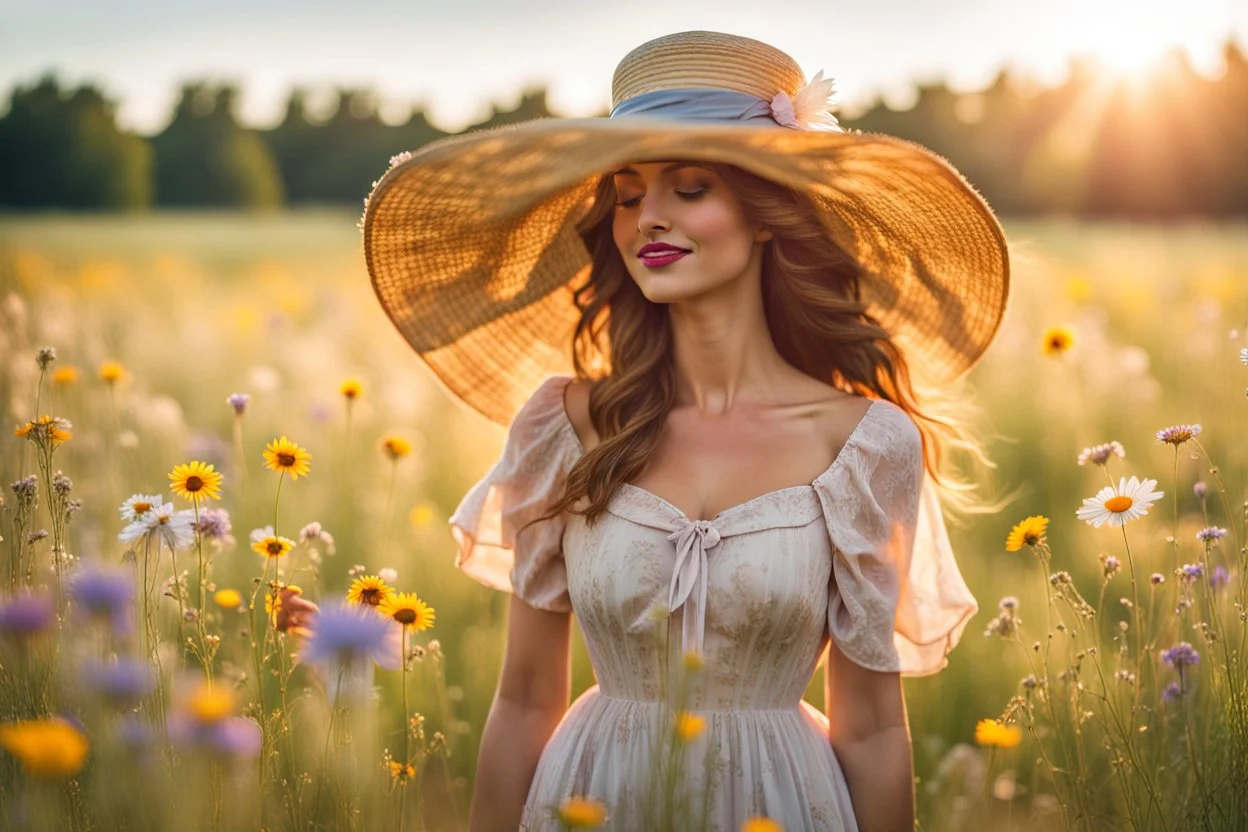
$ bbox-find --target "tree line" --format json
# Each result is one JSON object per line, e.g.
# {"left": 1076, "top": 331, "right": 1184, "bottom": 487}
{"left": 1, "top": 41, "right": 1246, "bottom": 218}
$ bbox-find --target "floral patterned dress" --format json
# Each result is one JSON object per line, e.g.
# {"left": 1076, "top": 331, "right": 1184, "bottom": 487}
{"left": 449, "top": 375, "right": 977, "bottom": 831}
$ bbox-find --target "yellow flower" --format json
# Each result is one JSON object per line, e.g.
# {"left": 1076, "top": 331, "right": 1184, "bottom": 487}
{"left": 1041, "top": 326, "right": 1075, "bottom": 356}
{"left": 975, "top": 718, "right": 1022, "bottom": 749}
{"left": 263, "top": 436, "right": 312, "bottom": 480}
{"left": 741, "top": 819, "right": 784, "bottom": 832}
{"left": 381, "top": 436, "right": 412, "bottom": 460}
{"left": 99, "top": 360, "right": 125, "bottom": 383}
{"left": 186, "top": 682, "right": 235, "bottom": 723}
{"left": 340, "top": 379, "right": 362, "bottom": 400}
{"left": 168, "top": 461, "right": 224, "bottom": 502}
{"left": 52, "top": 366, "right": 79, "bottom": 384}
{"left": 214, "top": 589, "right": 243, "bottom": 609}
{"left": 557, "top": 796, "right": 608, "bottom": 829}
{"left": 674, "top": 711, "right": 706, "bottom": 742}
{"left": 388, "top": 759, "right": 416, "bottom": 782}
{"left": 409, "top": 503, "right": 436, "bottom": 527}
{"left": 15, "top": 415, "right": 72, "bottom": 445}
{"left": 252, "top": 535, "right": 294, "bottom": 559}
{"left": 379, "top": 592, "right": 436, "bottom": 631}
{"left": 0, "top": 718, "right": 89, "bottom": 778}
{"left": 1005, "top": 515, "right": 1050, "bottom": 552}
{"left": 347, "top": 575, "right": 395, "bottom": 608}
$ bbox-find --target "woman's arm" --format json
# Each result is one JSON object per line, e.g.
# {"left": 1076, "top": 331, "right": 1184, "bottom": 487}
{"left": 824, "top": 641, "right": 915, "bottom": 832}
{"left": 469, "top": 594, "right": 572, "bottom": 832}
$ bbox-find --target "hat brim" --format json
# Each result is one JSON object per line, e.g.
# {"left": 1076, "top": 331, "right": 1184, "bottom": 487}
{"left": 363, "top": 117, "right": 1009, "bottom": 426}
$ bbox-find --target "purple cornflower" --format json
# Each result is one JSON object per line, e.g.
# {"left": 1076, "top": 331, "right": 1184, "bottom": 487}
{"left": 1181, "top": 563, "right": 1203, "bottom": 582}
{"left": 227, "top": 393, "right": 251, "bottom": 416}
{"left": 68, "top": 565, "right": 135, "bottom": 636}
{"left": 1193, "top": 481, "right": 1208, "bottom": 498}
{"left": 1161, "top": 642, "right": 1201, "bottom": 669}
{"left": 81, "top": 658, "right": 156, "bottom": 703}
{"left": 1210, "top": 566, "right": 1231, "bottom": 590}
{"left": 0, "top": 593, "right": 57, "bottom": 636}
{"left": 1196, "top": 526, "right": 1227, "bottom": 543}
{"left": 167, "top": 713, "right": 262, "bottom": 760}
{"left": 1162, "top": 681, "right": 1183, "bottom": 703}
{"left": 194, "top": 508, "right": 233, "bottom": 543}
{"left": 300, "top": 604, "right": 394, "bottom": 670}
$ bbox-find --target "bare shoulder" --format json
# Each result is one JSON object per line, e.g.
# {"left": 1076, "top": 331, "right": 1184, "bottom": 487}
{"left": 562, "top": 377, "right": 600, "bottom": 451}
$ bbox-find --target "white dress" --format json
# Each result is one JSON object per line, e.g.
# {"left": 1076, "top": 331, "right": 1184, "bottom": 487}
{"left": 449, "top": 375, "right": 977, "bottom": 831}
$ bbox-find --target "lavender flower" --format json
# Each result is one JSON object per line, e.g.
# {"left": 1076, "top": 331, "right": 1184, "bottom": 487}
{"left": 1181, "top": 563, "right": 1203, "bottom": 582}
{"left": 227, "top": 393, "right": 251, "bottom": 416}
{"left": 81, "top": 658, "right": 156, "bottom": 703}
{"left": 1162, "top": 681, "right": 1183, "bottom": 703}
{"left": 1161, "top": 642, "right": 1200, "bottom": 669}
{"left": 1155, "top": 424, "right": 1201, "bottom": 446}
{"left": 193, "top": 508, "right": 233, "bottom": 544}
{"left": 1210, "top": 565, "right": 1231, "bottom": 590}
{"left": 68, "top": 565, "right": 135, "bottom": 635}
{"left": 1077, "top": 441, "right": 1125, "bottom": 467}
{"left": 0, "top": 593, "right": 57, "bottom": 636}
{"left": 300, "top": 604, "right": 395, "bottom": 670}
{"left": 1196, "top": 526, "right": 1227, "bottom": 542}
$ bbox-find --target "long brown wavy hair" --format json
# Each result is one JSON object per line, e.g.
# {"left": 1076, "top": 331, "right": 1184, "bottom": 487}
{"left": 535, "top": 162, "right": 1006, "bottom": 529}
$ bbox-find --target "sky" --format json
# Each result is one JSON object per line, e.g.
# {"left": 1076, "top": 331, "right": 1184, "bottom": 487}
{"left": 2, "top": 0, "right": 1245, "bottom": 134}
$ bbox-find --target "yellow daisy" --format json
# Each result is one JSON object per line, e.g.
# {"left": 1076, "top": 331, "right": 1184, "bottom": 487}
{"left": 214, "top": 589, "right": 243, "bottom": 609}
{"left": 381, "top": 436, "right": 412, "bottom": 460}
{"left": 252, "top": 534, "right": 294, "bottom": 559}
{"left": 346, "top": 575, "right": 395, "bottom": 608}
{"left": 1041, "top": 326, "right": 1075, "bottom": 356}
{"left": 388, "top": 759, "right": 416, "bottom": 782}
{"left": 0, "top": 718, "right": 89, "bottom": 778}
{"left": 52, "top": 366, "right": 79, "bottom": 384}
{"left": 674, "top": 711, "right": 706, "bottom": 742}
{"left": 379, "top": 592, "right": 436, "bottom": 631}
{"left": 263, "top": 436, "right": 312, "bottom": 480}
{"left": 15, "top": 415, "right": 72, "bottom": 445}
{"left": 975, "top": 718, "right": 1022, "bottom": 749}
{"left": 557, "top": 796, "right": 608, "bottom": 829}
{"left": 340, "top": 379, "right": 362, "bottom": 400}
{"left": 1005, "top": 515, "right": 1050, "bottom": 552}
{"left": 99, "top": 360, "right": 125, "bottom": 383}
{"left": 168, "top": 461, "right": 223, "bottom": 502}
{"left": 185, "top": 681, "right": 235, "bottom": 724}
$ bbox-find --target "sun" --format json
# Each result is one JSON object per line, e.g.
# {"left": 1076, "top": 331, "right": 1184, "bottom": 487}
{"left": 1065, "top": 0, "right": 1229, "bottom": 77}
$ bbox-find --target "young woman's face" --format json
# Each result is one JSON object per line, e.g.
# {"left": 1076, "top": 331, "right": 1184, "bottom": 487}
{"left": 610, "top": 162, "right": 771, "bottom": 303}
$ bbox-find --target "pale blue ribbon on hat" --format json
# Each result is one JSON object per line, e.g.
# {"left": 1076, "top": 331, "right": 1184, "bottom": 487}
{"left": 610, "top": 88, "right": 783, "bottom": 127}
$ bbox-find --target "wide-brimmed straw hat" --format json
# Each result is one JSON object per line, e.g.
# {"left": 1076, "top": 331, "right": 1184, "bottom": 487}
{"left": 362, "top": 30, "right": 1010, "bottom": 426}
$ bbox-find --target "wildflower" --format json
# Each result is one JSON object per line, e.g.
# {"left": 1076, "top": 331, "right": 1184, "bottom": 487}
{"left": 167, "top": 676, "right": 261, "bottom": 759}
{"left": 983, "top": 600, "right": 1019, "bottom": 638}
{"left": 52, "top": 366, "right": 79, "bottom": 384}
{"left": 346, "top": 575, "right": 395, "bottom": 608}
{"left": 1162, "top": 681, "right": 1183, "bottom": 703}
{"left": 1114, "top": 669, "right": 1136, "bottom": 685}
{"left": 1005, "top": 515, "right": 1049, "bottom": 551}
{"left": 557, "top": 796, "right": 609, "bottom": 829}
{"left": 299, "top": 522, "right": 335, "bottom": 554}
{"left": 675, "top": 712, "right": 706, "bottom": 742}
{"left": 1193, "top": 481, "right": 1208, "bottom": 498}
{"left": 975, "top": 718, "right": 1022, "bottom": 749}
{"left": 0, "top": 593, "right": 57, "bottom": 636}
{"left": 381, "top": 436, "right": 412, "bottom": 460}
{"left": 1181, "top": 563, "right": 1203, "bottom": 582}
{"left": 1196, "top": 526, "right": 1227, "bottom": 542}
{"left": 99, "top": 361, "right": 125, "bottom": 383}
{"left": 168, "top": 461, "right": 223, "bottom": 502}
{"left": 15, "top": 415, "right": 73, "bottom": 446}
{"left": 1155, "top": 424, "right": 1201, "bottom": 447}
{"left": 119, "top": 493, "right": 162, "bottom": 523}
{"left": 1077, "top": 441, "right": 1125, "bottom": 467}
{"left": 1161, "top": 642, "right": 1200, "bottom": 669}
{"left": 1150, "top": 572, "right": 1165, "bottom": 586}
{"left": 208, "top": 590, "right": 240, "bottom": 612}
{"left": 262, "top": 436, "right": 312, "bottom": 480}
{"left": 741, "top": 819, "right": 783, "bottom": 832}
{"left": 999, "top": 596, "right": 1018, "bottom": 611}
{"left": 1100, "top": 554, "right": 1121, "bottom": 579}
{"left": 119, "top": 502, "right": 196, "bottom": 550}
{"left": 10, "top": 476, "right": 38, "bottom": 507}
{"left": 1210, "top": 566, "right": 1231, "bottom": 589}
{"left": 378, "top": 567, "right": 398, "bottom": 583}
{"left": 1021, "top": 675, "right": 1039, "bottom": 690}
{"left": 36, "top": 347, "right": 57, "bottom": 370}
{"left": 81, "top": 658, "right": 156, "bottom": 704}
{"left": 409, "top": 502, "right": 437, "bottom": 527}
{"left": 193, "top": 508, "right": 233, "bottom": 544}
{"left": 340, "top": 379, "right": 363, "bottom": 400}
{"left": 250, "top": 527, "right": 294, "bottom": 559}
{"left": 1075, "top": 476, "right": 1164, "bottom": 528}
{"left": 0, "top": 718, "right": 89, "bottom": 778}
{"left": 1041, "top": 327, "right": 1075, "bottom": 356}
{"left": 68, "top": 565, "right": 135, "bottom": 635}
{"left": 299, "top": 603, "right": 395, "bottom": 669}
{"left": 379, "top": 593, "right": 436, "bottom": 631}
{"left": 226, "top": 393, "right": 250, "bottom": 415}
{"left": 388, "top": 759, "right": 416, "bottom": 782}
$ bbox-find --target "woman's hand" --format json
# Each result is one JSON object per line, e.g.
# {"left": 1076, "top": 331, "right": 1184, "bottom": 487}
{"left": 273, "top": 586, "right": 320, "bottom": 637}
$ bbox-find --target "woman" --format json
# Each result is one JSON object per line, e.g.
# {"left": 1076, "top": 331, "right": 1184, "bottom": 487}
{"left": 361, "top": 30, "right": 1009, "bottom": 832}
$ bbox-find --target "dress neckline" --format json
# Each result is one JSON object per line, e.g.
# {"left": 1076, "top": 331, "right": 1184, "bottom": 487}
{"left": 553, "top": 377, "right": 882, "bottom": 523}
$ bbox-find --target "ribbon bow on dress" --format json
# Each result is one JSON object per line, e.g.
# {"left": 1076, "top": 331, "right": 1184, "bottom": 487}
{"left": 666, "top": 518, "right": 723, "bottom": 657}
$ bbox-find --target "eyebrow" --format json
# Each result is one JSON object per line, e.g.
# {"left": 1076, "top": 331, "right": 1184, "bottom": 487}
{"left": 610, "top": 162, "right": 711, "bottom": 177}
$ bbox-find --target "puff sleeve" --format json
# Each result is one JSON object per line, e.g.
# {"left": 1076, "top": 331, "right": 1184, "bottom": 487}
{"left": 815, "top": 402, "right": 978, "bottom": 676}
{"left": 447, "top": 376, "right": 581, "bottom": 613}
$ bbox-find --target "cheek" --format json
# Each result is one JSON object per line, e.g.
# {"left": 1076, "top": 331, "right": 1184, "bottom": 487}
{"left": 685, "top": 201, "right": 757, "bottom": 261}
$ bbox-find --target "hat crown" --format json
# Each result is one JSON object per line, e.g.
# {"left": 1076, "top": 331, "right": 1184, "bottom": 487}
{"left": 611, "top": 31, "right": 807, "bottom": 110}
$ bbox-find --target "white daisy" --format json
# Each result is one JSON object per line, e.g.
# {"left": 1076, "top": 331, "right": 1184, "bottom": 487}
{"left": 250, "top": 525, "right": 276, "bottom": 546}
{"left": 1076, "top": 476, "right": 1165, "bottom": 528}
{"left": 119, "top": 502, "right": 196, "bottom": 549}
{"left": 119, "top": 493, "right": 164, "bottom": 523}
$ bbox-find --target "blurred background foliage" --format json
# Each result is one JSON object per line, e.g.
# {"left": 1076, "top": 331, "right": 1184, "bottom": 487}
{"left": 1, "top": 41, "right": 1247, "bottom": 216}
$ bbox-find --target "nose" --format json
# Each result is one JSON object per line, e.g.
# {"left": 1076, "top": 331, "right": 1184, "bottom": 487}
{"left": 637, "top": 193, "right": 670, "bottom": 236}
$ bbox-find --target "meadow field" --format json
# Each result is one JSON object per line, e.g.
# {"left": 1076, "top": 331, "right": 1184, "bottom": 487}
{"left": 0, "top": 212, "right": 1246, "bottom": 831}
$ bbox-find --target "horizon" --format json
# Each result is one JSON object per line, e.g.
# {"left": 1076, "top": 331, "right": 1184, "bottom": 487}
{"left": 3, "top": 0, "right": 1244, "bottom": 134}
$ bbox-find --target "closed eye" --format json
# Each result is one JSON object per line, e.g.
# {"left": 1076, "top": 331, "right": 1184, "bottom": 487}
{"left": 615, "top": 189, "right": 707, "bottom": 209}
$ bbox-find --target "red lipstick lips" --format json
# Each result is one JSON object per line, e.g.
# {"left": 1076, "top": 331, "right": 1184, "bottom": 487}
{"left": 637, "top": 242, "right": 691, "bottom": 268}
